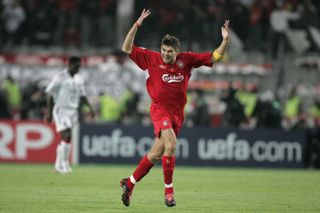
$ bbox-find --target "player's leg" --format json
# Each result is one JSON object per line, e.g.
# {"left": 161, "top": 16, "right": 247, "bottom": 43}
{"left": 54, "top": 130, "right": 71, "bottom": 174}
{"left": 128, "top": 137, "right": 165, "bottom": 189}
{"left": 59, "top": 129, "right": 72, "bottom": 173}
{"left": 160, "top": 128, "right": 177, "bottom": 207}
{"left": 54, "top": 141, "right": 63, "bottom": 173}
{"left": 121, "top": 137, "right": 164, "bottom": 206}
{"left": 53, "top": 107, "right": 74, "bottom": 173}
{"left": 52, "top": 108, "right": 64, "bottom": 173}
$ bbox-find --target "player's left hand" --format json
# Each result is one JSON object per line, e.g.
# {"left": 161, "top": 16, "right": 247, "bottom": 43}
{"left": 221, "top": 20, "right": 230, "bottom": 42}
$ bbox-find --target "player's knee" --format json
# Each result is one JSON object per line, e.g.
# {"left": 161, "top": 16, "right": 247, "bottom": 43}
{"left": 165, "top": 142, "right": 176, "bottom": 154}
{"left": 148, "top": 152, "right": 162, "bottom": 163}
{"left": 60, "top": 129, "right": 71, "bottom": 142}
{"left": 153, "top": 155, "right": 162, "bottom": 163}
{"left": 62, "top": 135, "right": 71, "bottom": 143}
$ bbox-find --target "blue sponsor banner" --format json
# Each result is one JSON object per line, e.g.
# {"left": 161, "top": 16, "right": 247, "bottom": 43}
{"left": 79, "top": 124, "right": 307, "bottom": 168}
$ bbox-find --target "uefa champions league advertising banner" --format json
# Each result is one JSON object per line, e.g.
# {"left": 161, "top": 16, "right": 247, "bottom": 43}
{"left": 78, "top": 124, "right": 307, "bottom": 168}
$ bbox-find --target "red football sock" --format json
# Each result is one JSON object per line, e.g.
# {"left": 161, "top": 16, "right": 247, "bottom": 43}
{"left": 162, "top": 156, "right": 175, "bottom": 194}
{"left": 126, "top": 155, "right": 154, "bottom": 191}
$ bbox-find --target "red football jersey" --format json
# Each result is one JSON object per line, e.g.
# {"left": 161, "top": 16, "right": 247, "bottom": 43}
{"left": 130, "top": 45, "right": 213, "bottom": 112}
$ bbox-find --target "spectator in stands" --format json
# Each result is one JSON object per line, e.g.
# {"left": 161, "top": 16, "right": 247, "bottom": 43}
{"left": 282, "top": 86, "right": 305, "bottom": 130}
{"left": 221, "top": 86, "right": 245, "bottom": 128}
{"left": 236, "top": 83, "right": 258, "bottom": 129}
{"left": 28, "top": 3, "right": 56, "bottom": 46}
{"left": 98, "top": 92, "right": 122, "bottom": 123}
{"left": 253, "top": 91, "right": 282, "bottom": 129}
{"left": 308, "top": 99, "right": 320, "bottom": 128}
{"left": 224, "top": 0, "right": 249, "bottom": 50}
{"left": 121, "top": 87, "right": 141, "bottom": 124}
{"left": 0, "top": 2, "right": 3, "bottom": 47}
{"left": 189, "top": 89, "right": 210, "bottom": 126}
{"left": 2, "top": 75, "right": 21, "bottom": 119}
{"left": 98, "top": 0, "right": 117, "bottom": 46}
{"left": 308, "top": 98, "right": 320, "bottom": 167}
{"left": 20, "top": 80, "right": 39, "bottom": 119}
{"left": 29, "top": 82, "right": 47, "bottom": 119}
{"left": 270, "top": 1, "right": 300, "bottom": 58}
{"left": 0, "top": 87, "right": 12, "bottom": 119}
{"left": 204, "top": 0, "right": 225, "bottom": 48}
{"left": 79, "top": 0, "right": 99, "bottom": 46}
{"left": 116, "top": 0, "right": 134, "bottom": 48}
{"left": 56, "top": 0, "right": 80, "bottom": 47}
{"left": 247, "top": 0, "right": 270, "bottom": 51}
{"left": 289, "top": 0, "right": 318, "bottom": 29}
{"left": 1, "top": 0, "right": 26, "bottom": 47}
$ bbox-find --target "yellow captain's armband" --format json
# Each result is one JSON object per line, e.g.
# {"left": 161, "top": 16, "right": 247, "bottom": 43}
{"left": 213, "top": 50, "right": 224, "bottom": 62}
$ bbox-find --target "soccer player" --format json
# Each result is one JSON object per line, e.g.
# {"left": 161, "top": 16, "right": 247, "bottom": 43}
{"left": 45, "top": 56, "right": 95, "bottom": 174}
{"left": 120, "top": 9, "right": 230, "bottom": 207}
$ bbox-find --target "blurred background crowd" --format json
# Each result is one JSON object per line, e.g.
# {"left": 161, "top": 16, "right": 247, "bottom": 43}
{"left": 0, "top": 0, "right": 319, "bottom": 53}
{"left": 0, "top": 0, "right": 319, "bottom": 134}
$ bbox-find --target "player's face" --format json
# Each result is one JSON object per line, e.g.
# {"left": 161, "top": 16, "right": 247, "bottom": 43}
{"left": 161, "top": 45, "right": 178, "bottom": 64}
{"left": 69, "top": 62, "right": 81, "bottom": 75}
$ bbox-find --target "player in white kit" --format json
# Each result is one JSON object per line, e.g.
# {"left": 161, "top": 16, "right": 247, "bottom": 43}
{"left": 45, "top": 56, "right": 95, "bottom": 173}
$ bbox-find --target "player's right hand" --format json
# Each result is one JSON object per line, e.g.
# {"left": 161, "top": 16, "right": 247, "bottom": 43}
{"left": 136, "top": 9, "right": 151, "bottom": 26}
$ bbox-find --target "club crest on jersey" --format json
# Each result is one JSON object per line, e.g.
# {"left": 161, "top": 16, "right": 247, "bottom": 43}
{"left": 162, "top": 120, "right": 169, "bottom": 126}
{"left": 176, "top": 59, "right": 185, "bottom": 69}
{"left": 162, "top": 73, "right": 184, "bottom": 83}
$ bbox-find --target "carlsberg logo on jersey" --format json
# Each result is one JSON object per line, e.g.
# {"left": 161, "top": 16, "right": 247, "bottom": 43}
{"left": 162, "top": 73, "right": 184, "bottom": 83}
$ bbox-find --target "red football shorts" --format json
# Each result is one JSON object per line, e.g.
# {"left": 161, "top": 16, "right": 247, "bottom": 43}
{"left": 150, "top": 104, "right": 184, "bottom": 138}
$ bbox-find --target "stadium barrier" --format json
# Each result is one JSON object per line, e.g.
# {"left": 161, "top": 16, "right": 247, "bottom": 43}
{"left": 0, "top": 120, "right": 59, "bottom": 163}
{"left": 0, "top": 120, "right": 307, "bottom": 168}
{"left": 78, "top": 123, "right": 307, "bottom": 168}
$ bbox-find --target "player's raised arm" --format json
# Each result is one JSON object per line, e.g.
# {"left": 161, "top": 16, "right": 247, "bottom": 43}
{"left": 121, "top": 9, "right": 151, "bottom": 54}
{"left": 212, "top": 20, "right": 230, "bottom": 62}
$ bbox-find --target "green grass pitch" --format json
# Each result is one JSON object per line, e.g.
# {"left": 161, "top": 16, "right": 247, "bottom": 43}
{"left": 0, "top": 163, "right": 320, "bottom": 213}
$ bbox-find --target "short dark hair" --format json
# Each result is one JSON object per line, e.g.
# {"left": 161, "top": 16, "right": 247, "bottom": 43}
{"left": 68, "top": 56, "right": 81, "bottom": 65}
{"left": 161, "top": 34, "right": 180, "bottom": 51}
